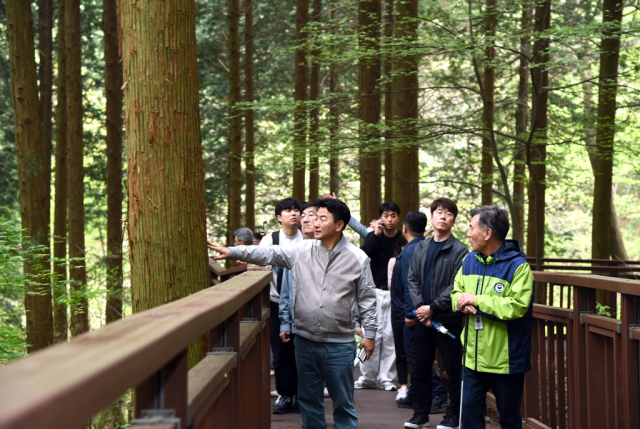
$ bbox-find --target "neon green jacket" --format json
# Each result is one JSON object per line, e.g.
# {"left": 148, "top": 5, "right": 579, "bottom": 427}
{"left": 451, "top": 240, "right": 534, "bottom": 374}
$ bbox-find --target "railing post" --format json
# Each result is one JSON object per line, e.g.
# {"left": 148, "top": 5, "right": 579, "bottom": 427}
{"left": 134, "top": 349, "right": 188, "bottom": 428}
{"left": 572, "top": 286, "right": 595, "bottom": 429}
{"left": 620, "top": 294, "right": 639, "bottom": 429}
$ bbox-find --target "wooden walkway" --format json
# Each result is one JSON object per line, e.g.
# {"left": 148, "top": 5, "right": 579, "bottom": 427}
{"left": 271, "top": 369, "right": 501, "bottom": 428}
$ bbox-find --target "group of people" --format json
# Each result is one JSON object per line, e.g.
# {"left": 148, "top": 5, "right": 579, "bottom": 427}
{"left": 209, "top": 194, "right": 534, "bottom": 429}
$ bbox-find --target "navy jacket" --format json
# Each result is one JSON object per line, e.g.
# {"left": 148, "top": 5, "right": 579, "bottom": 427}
{"left": 390, "top": 236, "right": 425, "bottom": 323}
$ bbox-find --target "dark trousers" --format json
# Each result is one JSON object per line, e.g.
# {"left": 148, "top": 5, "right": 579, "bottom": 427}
{"left": 461, "top": 368, "right": 525, "bottom": 429}
{"left": 270, "top": 300, "right": 298, "bottom": 396}
{"left": 391, "top": 321, "right": 409, "bottom": 385}
{"left": 413, "top": 321, "right": 463, "bottom": 416}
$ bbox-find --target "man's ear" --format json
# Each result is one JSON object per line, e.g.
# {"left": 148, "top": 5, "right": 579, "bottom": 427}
{"left": 402, "top": 224, "right": 408, "bottom": 234}
{"left": 484, "top": 228, "right": 493, "bottom": 241}
{"left": 276, "top": 214, "right": 282, "bottom": 223}
{"left": 336, "top": 220, "right": 345, "bottom": 232}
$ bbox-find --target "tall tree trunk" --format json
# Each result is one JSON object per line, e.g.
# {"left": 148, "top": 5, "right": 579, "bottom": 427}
{"left": 592, "top": 0, "right": 623, "bottom": 307}
{"left": 66, "top": 0, "right": 88, "bottom": 335}
{"left": 308, "top": 0, "right": 322, "bottom": 202}
{"left": 244, "top": 0, "right": 255, "bottom": 231}
{"left": 122, "top": 0, "right": 210, "bottom": 368}
{"left": 227, "top": 0, "right": 242, "bottom": 245}
{"left": 292, "top": 0, "right": 309, "bottom": 201}
{"left": 527, "top": 0, "right": 549, "bottom": 304}
{"left": 592, "top": 0, "right": 622, "bottom": 262}
{"left": 527, "top": 0, "right": 549, "bottom": 272}
{"left": 358, "top": 0, "right": 381, "bottom": 222}
{"left": 6, "top": 0, "right": 54, "bottom": 352}
{"left": 38, "top": 0, "right": 53, "bottom": 216}
{"left": 582, "top": 58, "right": 628, "bottom": 262}
{"left": 480, "top": 0, "right": 496, "bottom": 205}
{"left": 329, "top": 62, "right": 340, "bottom": 197}
{"left": 392, "top": 0, "right": 419, "bottom": 223}
{"left": 52, "top": 0, "right": 68, "bottom": 343}
{"left": 513, "top": 1, "right": 532, "bottom": 245}
{"left": 383, "top": 0, "right": 394, "bottom": 202}
{"left": 104, "top": 0, "right": 123, "bottom": 323}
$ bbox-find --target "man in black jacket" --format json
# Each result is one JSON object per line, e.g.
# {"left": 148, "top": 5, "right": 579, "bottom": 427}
{"left": 404, "top": 198, "right": 468, "bottom": 429}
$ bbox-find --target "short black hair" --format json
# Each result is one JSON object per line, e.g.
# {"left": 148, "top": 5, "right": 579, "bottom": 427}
{"left": 316, "top": 198, "right": 351, "bottom": 232}
{"left": 470, "top": 205, "right": 510, "bottom": 241}
{"left": 275, "top": 198, "right": 301, "bottom": 218}
{"left": 403, "top": 211, "right": 427, "bottom": 236}
{"left": 393, "top": 235, "right": 408, "bottom": 258}
{"left": 430, "top": 198, "right": 459, "bottom": 219}
{"left": 253, "top": 232, "right": 263, "bottom": 242}
{"left": 301, "top": 201, "right": 319, "bottom": 212}
{"left": 379, "top": 201, "right": 401, "bottom": 216}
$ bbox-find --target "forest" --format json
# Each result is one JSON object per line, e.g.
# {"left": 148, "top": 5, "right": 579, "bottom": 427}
{"left": 1, "top": 0, "right": 639, "bottom": 390}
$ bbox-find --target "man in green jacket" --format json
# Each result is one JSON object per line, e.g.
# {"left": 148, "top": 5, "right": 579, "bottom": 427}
{"left": 451, "top": 206, "right": 534, "bottom": 429}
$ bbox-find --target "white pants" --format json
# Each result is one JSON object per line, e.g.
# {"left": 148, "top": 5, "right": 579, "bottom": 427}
{"left": 360, "top": 288, "right": 396, "bottom": 384}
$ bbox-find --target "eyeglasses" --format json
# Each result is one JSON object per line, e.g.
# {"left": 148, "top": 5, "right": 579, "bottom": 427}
{"left": 300, "top": 211, "right": 317, "bottom": 219}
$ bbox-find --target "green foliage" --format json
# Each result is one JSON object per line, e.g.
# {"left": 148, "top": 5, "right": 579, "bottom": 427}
{"left": 596, "top": 302, "right": 612, "bottom": 317}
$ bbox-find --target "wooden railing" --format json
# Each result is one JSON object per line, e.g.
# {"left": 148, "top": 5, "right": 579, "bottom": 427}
{"left": 521, "top": 272, "right": 640, "bottom": 429}
{"left": 527, "top": 257, "right": 640, "bottom": 279}
{"left": 0, "top": 270, "right": 272, "bottom": 429}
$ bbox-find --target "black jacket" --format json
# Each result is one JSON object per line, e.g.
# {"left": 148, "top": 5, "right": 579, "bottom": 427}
{"left": 406, "top": 235, "right": 468, "bottom": 325}
{"left": 361, "top": 230, "right": 401, "bottom": 289}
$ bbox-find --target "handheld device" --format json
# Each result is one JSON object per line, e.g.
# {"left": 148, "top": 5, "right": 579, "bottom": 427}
{"left": 262, "top": 221, "right": 268, "bottom": 232}
{"left": 411, "top": 310, "right": 456, "bottom": 339}
{"left": 357, "top": 346, "right": 367, "bottom": 363}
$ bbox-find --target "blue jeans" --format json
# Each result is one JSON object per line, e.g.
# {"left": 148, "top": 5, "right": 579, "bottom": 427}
{"left": 294, "top": 336, "right": 357, "bottom": 429}
{"left": 461, "top": 367, "right": 525, "bottom": 429}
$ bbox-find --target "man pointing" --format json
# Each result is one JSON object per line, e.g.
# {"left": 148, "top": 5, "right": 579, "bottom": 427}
{"left": 209, "top": 198, "right": 377, "bottom": 429}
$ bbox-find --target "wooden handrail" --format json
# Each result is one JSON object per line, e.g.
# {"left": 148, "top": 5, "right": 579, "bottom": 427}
{"left": 527, "top": 257, "right": 640, "bottom": 265}
{"left": 0, "top": 271, "right": 271, "bottom": 429}
{"left": 532, "top": 271, "right": 640, "bottom": 296}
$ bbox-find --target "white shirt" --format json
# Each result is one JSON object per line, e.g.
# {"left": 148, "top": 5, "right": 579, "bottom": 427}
{"left": 259, "top": 229, "right": 303, "bottom": 303}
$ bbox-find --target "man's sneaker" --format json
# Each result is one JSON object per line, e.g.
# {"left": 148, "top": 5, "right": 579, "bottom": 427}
{"left": 324, "top": 387, "right": 330, "bottom": 398}
{"left": 430, "top": 394, "right": 450, "bottom": 413}
{"left": 272, "top": 395, "right": 296, "bottom": 414}
{"left": 405, "top": 413, "right": 430, "bottom": 428}
{"left": 270, "top": 390, "right": 279, "bottom": 398}
{"left": 396, "top": 396, "right": 413, "bottom": 409}
{"left": 354, "top": 376, "right": 376, "bottom": 389}
{"left": 382, "top": 381, "right": 397, "bottom": 391}
{"left": 436, "top": 415, "right": 459, "bottom": 429}
{"left": 396, "top": 385, "right": 408, "bottom": 401}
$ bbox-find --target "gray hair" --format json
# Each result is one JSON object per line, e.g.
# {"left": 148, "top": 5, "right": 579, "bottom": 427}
{"left": 469, "top": 205, "right": 510, "bottom": 241}
{"left": 234, "top": 227, "right": 254, "bottom": 245}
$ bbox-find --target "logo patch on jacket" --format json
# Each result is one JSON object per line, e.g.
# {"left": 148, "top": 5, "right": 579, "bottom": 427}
{"left": 494, "top": 283, "right": 505, "bottom": 294}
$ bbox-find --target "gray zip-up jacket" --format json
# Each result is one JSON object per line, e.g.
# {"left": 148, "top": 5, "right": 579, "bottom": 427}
{"left": 407, "top": 235, "right": 468, "bottom": 325}
{"left": 229, "top": 235, "right": 378, "bottom": 343}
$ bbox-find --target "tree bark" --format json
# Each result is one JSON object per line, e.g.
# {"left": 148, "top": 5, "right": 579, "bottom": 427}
{"left": 38, "top": 0, "right": 53, "bottom": 218}
{"left": 392, "top": 0, "right": 419, "bottom": 224}
{"left": 292, "top": 0, "right": 309, "bottom": 201}
{"left": 591, "top": 0, "right": 622, "bottom": 262}
{"left": 66, "top": 0, "right": 89, "bottom": 335}
{"left": 329, "top": 62, "right": 340, "bottom": 197}
{"left": 582, "top": 58, "right": 628, "bottom": 262}
{"left": 244, "top": 0, "right": 255, "bottom": 231}
{"left": 52, "top": 0, "right": 68, "bottom": 343}
{"left": 6, "top": 0, "right": 54, "bottom": 352}
{"left": 513, "top": 1, "right": 532, "bottom": 245}
{"left": 358, "top": 0, "right": 381, "bottom": 222}
{"left": 308, "top": 0, "right": 322, "bottom": 202}
{"left": 383, "top": 0, "right": 394, "bottom": 202}
{"left": 480, "top": 0, "right": 496, "bottom": 205}
{"left": 227, "top": 0, "right": 242, "bottom": 245}
{"left": 122, "top": 0, "right": 210, "bottom": 367}
{"left": 104, "top": 0, "right": 123, "bottom": 324}
{"left": 527, "top": 0, "right": 549, "bottom": 274}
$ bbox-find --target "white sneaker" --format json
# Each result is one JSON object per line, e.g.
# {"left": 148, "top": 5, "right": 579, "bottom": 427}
{"left": 270, "top": 390, "right": 279, "bottom": 397}
{"left": 382, "top": 381, "right": 397, "bottom": 391}
{"left": 354, "top": 376, "right": 376, "bottom": 389}
{"left": 396, "top": 385, "right": 408, "bottom": 400}
{"left": 324, "top": 387, "right": 330, "bottom": 398}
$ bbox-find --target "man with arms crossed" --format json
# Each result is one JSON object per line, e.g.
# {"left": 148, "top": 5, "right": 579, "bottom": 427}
{"left": 209, "top": 198, "right": 377, "bottom": 429}
{"left": 405, "top": 198, "right": 468, "bottom": 429}
{"left": 452, "top": 206, "right": 534, "bottom": 429}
